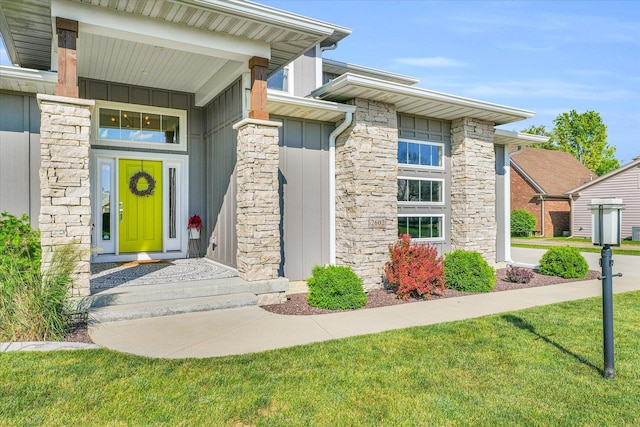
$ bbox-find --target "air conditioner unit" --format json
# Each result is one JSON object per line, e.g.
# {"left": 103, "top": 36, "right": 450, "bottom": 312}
{"left": 632, "top": 226, "right": 640, "bottom": 242}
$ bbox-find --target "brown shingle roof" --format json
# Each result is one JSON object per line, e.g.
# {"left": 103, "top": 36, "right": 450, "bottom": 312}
{"left": 511, "top": 147, "right": 594, "bottom": 195}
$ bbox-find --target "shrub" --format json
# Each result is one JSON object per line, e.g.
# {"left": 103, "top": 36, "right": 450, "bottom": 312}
{"left": 307, "top": 265, "right": 367, "bottom": 310}
{"left": 0, "top": 213, "right": 80, "bottom": 341}
{"left": 384, "top": 234, "right": 445, "bottom": 300}
{"left": 511, "top": 209, "right": 537, "bottom": 237}
{"left": 0, "top": 212, "right": 41, "bottom": 275}
{"left": 444, "top": 250, "right": 495, "bottom": 292}
{"left": 506, "top": 266, "right": 534, "bottom": 284}
{"left": 538, "top": 246, "right": 588, "bottom": 279}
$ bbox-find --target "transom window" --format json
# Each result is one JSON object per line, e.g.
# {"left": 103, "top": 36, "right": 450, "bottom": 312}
{"left": 398, "top": 215, "right": 443, "bottom": 240}
{"left": 94, "top": 102, "right": 187, "bottom": 152}
{"left": 398, "top": 140, "right": 443, "bottom": 167}
{"left": 397, "top": 178, "right": 443, "bottom": 203}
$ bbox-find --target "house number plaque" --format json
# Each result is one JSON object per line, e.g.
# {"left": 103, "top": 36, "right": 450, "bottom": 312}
{"left": 368, "top": 218, "right": 386, "bottom": 228}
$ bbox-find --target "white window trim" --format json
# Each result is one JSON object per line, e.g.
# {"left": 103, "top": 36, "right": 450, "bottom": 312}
{"left": 397, "top": 213, "right": 446, "bottom": 242}
{"left": 398, "top": 138, "right": 445, "bottom": 171}
{"left": 93, "top": 101, "right": 188, "bottom": 152}
{"left": 90, "top": 149, "right": 189, "bottom": 262}
{"left": 397, "top": 176, "right": 445, "bottom": 206}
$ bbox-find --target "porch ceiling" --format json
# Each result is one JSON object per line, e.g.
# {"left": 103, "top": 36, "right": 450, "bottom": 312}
{"left": 0, "top": 0, "right": 350, "bottom": 104}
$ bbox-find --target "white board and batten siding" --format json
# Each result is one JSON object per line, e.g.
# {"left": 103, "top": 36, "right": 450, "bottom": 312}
{"left": 572, "top": 161, "right": 640, "bottom": 239}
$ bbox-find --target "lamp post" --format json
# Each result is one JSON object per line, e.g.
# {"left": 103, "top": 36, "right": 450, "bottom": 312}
{"left": 590, "top": 198, "right": 624, "bottom": 379}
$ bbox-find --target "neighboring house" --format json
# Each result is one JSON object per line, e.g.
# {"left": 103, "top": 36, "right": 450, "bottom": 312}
{"left": 0, "top": 0, "right": 545, "bottom": 298}
{"left": 510, "top": 147, "right": 593, "bottom": 237}
{"left": 568, "top": 156, "right": 640, "bottom": 240}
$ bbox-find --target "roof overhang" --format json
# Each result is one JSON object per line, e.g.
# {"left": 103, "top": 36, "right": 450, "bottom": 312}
{"left": 311, "top": 73, "right": 535, "bottom": 125}
{"left": 268, "top": 89, "right": 356, "bottom": 122}
{"left": 323, "top": 59, "right": 420, "bottom": 86}
{"left": 0, "top": 65, "right": 56, "bottom": 94}
{"left": 0, "top": 0, "right": 351, "bottom": 103}
{"left": 494, "top": 129, "right": 549, "bottom": 146}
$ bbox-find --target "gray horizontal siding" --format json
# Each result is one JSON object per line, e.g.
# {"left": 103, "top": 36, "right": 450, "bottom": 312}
{"left": 573, "top": 166, "right": 640, "bottom": 239}
{"left": 0, "top": 91, "right": 40, "bottom": 227}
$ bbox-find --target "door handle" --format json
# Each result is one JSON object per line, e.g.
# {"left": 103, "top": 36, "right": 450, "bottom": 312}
{"left": 119, "top": 208, "right": 124, "bottom": 223}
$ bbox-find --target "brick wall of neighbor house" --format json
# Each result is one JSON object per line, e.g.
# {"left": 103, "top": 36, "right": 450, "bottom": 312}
{"left": 335, "top": 98, "right": 398, "bottom": 290}
{"left": 543, "top": 199, "right": 570, "bottom": 237}
{"left": 450, "top": 118, "right": 496, "bottom": 263}
{"left": 37, "top": 94, "right": 94, "bottom": 296}
{"left": 510, "top": 168, "right": 542, "bottom": 234}
{"left": 234, "top": 119, "right": 282, "bottom": 282}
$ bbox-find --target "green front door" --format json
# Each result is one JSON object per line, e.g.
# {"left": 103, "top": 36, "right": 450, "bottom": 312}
{"left": 118, "top": 159, "right": 163, "bottom": 253}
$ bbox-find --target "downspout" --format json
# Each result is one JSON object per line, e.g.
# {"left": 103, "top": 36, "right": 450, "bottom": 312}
{"left": 568, "top": 193, "right": 575, "bottom": 238}
{"left": 329, "top": 111, "right": 353, "bottom": 264}
{"left": 540, "top": 195, "right": 545, "bottom": 237}
{"left": 505, "top": 145, "right": 524, "bottom": 264}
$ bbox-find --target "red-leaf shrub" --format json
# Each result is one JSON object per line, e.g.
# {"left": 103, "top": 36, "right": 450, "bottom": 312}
{"left": 384, "top": 234, "right": 445, "bottom": 300}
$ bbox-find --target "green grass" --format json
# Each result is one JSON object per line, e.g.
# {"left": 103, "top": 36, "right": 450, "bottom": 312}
{"left": 2, "top": 293, "right": 640, "bottom": 426}
{"left": 512, "top": 242, "right": 640, "bottom": 256}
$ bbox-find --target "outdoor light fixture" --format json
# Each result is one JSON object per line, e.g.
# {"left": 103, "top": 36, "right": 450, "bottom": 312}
{"left": 590, "top": 198, "right": 624, "bottom": 379}
{"left": 591, "top": 198, "right": 624, "bottom": 246}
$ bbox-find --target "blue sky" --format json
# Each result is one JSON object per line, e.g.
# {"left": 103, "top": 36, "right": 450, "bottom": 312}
{"left": 261, "top": 0, "right": 639, "bottom": 164}
{"left": 2, "top": 1, "right": 637, "bottom": 163}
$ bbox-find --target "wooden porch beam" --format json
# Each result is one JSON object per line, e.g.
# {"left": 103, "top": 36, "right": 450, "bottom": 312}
{"left": 248, "top": 56, "right": 269, "bottom": 121}
{"left": 55, "top": 17, "right": 79, "bottom": 98}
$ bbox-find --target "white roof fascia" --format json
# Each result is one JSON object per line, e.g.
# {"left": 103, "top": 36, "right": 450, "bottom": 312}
{"left": 0, "top": 65, "right": 57, "bottom": 93}
{"left": 312, "top": 73, "right": 535, "bottom": 124}
{"left": 494, "top": 129, "right": 549, "bottom": 146}
{"left": 267, "top": 89, "right": 356, "bottom": 122}
{"left": 567, "top": 157, "right": 640, "bottom": 195}
{"left": 323, "top": 58, "right": 420, "bottom": 85}
{"left": 173, "top": 0, "right": 352, "bottom": 38}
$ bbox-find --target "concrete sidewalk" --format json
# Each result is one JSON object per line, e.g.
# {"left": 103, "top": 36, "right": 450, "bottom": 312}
{"left": 89, "top": 248, "right": 640, "bottom": 359}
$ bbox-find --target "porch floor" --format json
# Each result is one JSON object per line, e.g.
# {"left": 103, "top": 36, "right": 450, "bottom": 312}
{"left": 90, "top": 258, "right": 237, "bottom": 294}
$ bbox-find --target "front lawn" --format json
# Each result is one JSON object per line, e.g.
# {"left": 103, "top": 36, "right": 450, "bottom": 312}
{"left": 2, "top": 292, "right": 640, "bottom": 426}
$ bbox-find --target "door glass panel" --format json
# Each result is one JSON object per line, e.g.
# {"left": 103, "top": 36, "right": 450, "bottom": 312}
{"left": 101, "top": 164, "right": 111, "bottom": 240}
{"left": 169, "top": 168, "right": 177, "bottom": 238}
{"left": 99, "top": 109, "right": 121, "bottom": 140}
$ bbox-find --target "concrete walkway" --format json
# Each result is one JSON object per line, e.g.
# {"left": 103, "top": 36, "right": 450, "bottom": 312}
{"left": 88, "top": 248, "right": 640, "bottom": 359}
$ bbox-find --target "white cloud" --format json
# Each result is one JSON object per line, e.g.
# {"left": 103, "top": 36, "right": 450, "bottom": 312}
{"left": 395, "top": 56, "right": 466, "bottom": 68}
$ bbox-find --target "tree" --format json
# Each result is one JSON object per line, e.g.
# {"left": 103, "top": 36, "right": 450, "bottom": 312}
{"left": 553, "top": 110, "right": 619, "bottom": 176}
{"left": 521, "top": 110, "right": 620, "bottom": 176}
{"left": 521, "top": 124, "right": 556, "bottom": 150}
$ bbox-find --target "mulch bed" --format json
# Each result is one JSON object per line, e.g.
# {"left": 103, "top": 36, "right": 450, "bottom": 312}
{"left": 65, "top": 268, "right": 600, "bottom": 343}
{"left": 261, "top": 268, "right": 601, "bottom": 316}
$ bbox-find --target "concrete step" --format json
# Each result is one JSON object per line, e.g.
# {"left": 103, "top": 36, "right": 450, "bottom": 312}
{"left": 88, "top": 292, "right": 258, "bottom": 324}
{"left": 82, "top": 276, "right": 288, "bottom": 309}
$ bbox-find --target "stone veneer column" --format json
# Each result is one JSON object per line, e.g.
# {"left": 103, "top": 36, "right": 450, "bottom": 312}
{"left": 37, "top": 94, "right": 95, "bottom": 296}
{"left": 233, "top": 118, "right": 282, "bottom": 281}
{"left": 335, "top": 98, "right": 398, "bottom": 290}
{"left": 450, "top": 117, "right": 496, "bottom": 264}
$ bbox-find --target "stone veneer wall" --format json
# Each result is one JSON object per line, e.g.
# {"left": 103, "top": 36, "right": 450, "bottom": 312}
{"left": 37, "top": 94, "right": 95, "bottom": 296}
{"left": 450, "top": 117, "right": 496, "bottom": 263}
{"left": 233, "top": 118, "right": 282, "bottom": 281}
{"left": 335, "top": 98, "right": 398, "bottom": 290}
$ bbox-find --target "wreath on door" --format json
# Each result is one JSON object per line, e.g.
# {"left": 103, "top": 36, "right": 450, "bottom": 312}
{"left": 129, "top": 170, "right": 156, "bottom": 197}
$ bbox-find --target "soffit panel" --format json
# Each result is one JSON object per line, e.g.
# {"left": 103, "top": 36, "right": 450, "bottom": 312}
{"left": 78, "top": 32, "right": 228, "bottom": 93}
{"left": 0, "top": 0, "right": 52, "bottom": 69}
